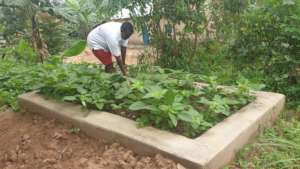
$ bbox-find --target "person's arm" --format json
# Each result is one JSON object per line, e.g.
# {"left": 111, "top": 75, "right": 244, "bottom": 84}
{"left": 106, "top": 37, "right": 127, "bottom": 75}
{"left": 115, "top": 56, "right": 127, "bottom": 76}
{"left": 121, "top": 46, "right": 127, "bottom": 65}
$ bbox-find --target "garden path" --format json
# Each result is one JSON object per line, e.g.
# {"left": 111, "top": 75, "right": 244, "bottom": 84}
{"left": 64, "top": 45, "right": 144, "bottom": 65}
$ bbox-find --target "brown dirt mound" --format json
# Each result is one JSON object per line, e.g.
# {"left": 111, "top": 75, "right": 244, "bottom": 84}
{"left": 0, "top": 110, "right": 185, "bottom": 169}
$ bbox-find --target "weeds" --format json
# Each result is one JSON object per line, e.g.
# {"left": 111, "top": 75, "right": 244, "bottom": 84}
{"left": 227, "top": 112, "right": 300, "bottom": 169}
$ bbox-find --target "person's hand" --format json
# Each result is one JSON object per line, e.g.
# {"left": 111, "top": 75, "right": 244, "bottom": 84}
{"left": 115, "top": 56, "right": 127, "bottom": 76}
{"left": 122, "top": 64, "right": 128, "bottom": 76}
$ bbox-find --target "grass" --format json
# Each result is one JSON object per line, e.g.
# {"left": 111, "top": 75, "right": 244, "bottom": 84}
{"left": 226, "top": 110, "right": 300, "bottom": 169}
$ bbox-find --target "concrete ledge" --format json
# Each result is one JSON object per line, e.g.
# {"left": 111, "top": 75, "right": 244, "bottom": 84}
{"left": 18, "top": 91, "right": 285, "bottom": 169}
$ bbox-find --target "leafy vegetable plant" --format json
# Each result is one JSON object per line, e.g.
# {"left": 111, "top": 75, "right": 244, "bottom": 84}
{"left": 0, "top": 61, "right": 255, "bottom": 138}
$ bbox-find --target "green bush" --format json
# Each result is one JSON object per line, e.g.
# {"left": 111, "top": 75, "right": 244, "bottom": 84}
{"left": 39, "top": 13, "right": 69, "bottom": 55}
{"left": 230, "top": 0, "right": 300, "bottom": 106}
{"left": 1, "top": 39, "right": 38, "bottom": 63}
{"left": 0, "top": 61, "right": 44, "bottom": 110}
{"left": 129, "top": 0, "right": 208, "bottom": 70}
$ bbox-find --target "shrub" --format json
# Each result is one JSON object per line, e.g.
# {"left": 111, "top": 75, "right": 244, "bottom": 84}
{"left": 230, "top": 0, "right": 300, "bottom": 106}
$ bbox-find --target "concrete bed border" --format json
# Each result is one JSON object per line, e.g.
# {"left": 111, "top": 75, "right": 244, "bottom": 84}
{"left": 18, "top": 90, "right": 285, "bottom": 169}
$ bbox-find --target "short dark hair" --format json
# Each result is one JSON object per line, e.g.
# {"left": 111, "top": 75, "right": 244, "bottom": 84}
{"left": 121, "top": 22, "right": 134, "bottom": 36}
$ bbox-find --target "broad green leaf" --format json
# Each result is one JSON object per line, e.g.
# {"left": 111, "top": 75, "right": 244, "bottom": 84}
{"left": 143, "top": 86, "right": 167, "bottom": 99}
{"left": 76, "top": 86, "right": 88, "bottom": 94}
{"left": 178, "top": 109, "right": 201, "bottom": 122}
{"left": 129, "top": 101, "right": 156, "bottom": 111}
{"left": 198, "top": 97, "right": 210, "bottom": 104}
{"left": 95, "top": 102, "right": 104, "bottom": 110}
{"left": 111, "top": 104, "right": 122, "bottom": 110}
{"left": 169, "top": 113, "right": 178, "bottom": 127}
{"left": 115, "top": 87, "right": 131, "bottom": 99}
{"left": 63, "top": 96, "right": 77, "bottom": 101}
{"left": 130, "top": 80, "right": 145, "bottom": 92}
{"left": 172, "top": 102, "right": 186, "bottom": 111}
{"left": 159, "top": 105, "right": 171, "bottom": 112}
{"left": 136, "top": 115, "right": 150, "bottom": 127}
{"left": 63, "top": 40, "right": 87, "bottom": 57}
{"left": 178, "top": 112, "right": 193, "bottom": 122}
{"left": 164, "top": 90, "right": 177, "bottom": 105}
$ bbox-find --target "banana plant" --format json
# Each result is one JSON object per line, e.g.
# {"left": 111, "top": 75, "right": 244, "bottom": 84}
{"left": 0, "top": 0, "right": 52, "bottom": 62}
{"left": 53, "top": 0, "right": 123, "bottom": 38}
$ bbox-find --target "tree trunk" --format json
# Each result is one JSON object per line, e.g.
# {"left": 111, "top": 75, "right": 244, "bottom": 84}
{"left": 31, "top": 15, "right": 49, "bottom": 63}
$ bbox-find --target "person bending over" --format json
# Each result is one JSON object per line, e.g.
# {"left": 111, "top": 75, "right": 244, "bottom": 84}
{"left": 87, "top": 21, "right": 134, "bottom": 75}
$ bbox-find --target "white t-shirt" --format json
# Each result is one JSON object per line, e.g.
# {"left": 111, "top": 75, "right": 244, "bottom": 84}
{"left": 87, "top": 22, "right": 128, "bottom": 57}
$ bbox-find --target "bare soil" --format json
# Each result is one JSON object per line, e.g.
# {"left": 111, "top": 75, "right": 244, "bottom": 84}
{"left": 0, "top": 110, "right": 185, "bottom": 169}
{"left": 63, "top": 47, "right": 143, "bottom": 65}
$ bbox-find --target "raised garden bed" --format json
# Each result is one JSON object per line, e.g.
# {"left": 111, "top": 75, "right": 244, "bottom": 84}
{"left": 18, "top": 88, "right": 285, "bottom": 169}
{"left": 0, "top": 61, "right": 255, "bottom": 138}
{"left": 35, "top": 64, "right": 257, "bottom": 138}
{"left": 1, "top": 61, "right": 286, "bottom": 168}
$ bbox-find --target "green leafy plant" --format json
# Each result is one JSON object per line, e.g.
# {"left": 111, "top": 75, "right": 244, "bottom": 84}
{"left": 124, "top": 0, "right": 212, "bottom": 69}
{"left": 53, "top": 0, "right": 123, "bottom": 38}
{"left": 69, "top": 127, "right": 80, "bottom": 134}
{"left": 0, "top": 61, "right": 44, "bottom": 110}
{"left": 15, "top": 39, "right": 38, "bottom": 63}
{"left": 230, "top": 0, "right": 300, "bottom": 107}
{"left": 62, "top": 40, "right": 86, "bottom": 57}
{"left": 0, "top": 60, "right": 254, "bottom": 138}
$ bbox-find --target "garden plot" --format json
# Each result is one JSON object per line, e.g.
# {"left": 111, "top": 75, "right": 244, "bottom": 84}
{"left": 18, "top": 87, "right": 285, "bottom": 169}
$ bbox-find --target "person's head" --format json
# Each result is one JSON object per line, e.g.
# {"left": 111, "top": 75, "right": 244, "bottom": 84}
{"left": 121, "top": 22, "right": 134, "bottom": 40}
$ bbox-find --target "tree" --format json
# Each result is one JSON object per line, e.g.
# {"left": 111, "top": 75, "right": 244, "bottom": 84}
{"left": 124, "top": 0, "right": 209, "bottom": 67}
{"left": 53, "top": 0, "right": 124, "bottom": 38}
{"left": 0, "top": 0, "right": 52, "bottom": 62}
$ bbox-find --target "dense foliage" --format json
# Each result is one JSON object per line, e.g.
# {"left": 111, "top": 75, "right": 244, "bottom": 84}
{"left": 0, "top": 0, "right": 299, "bottom": 166}
{"left": 0, "top": 60, "right": 254, "bottom": 138}
{"left": 0, "top": 0, "right": 57, "bottom": 60}
{"left": 126, "top": 0, "right": 212, "bottom": 69}
{"left": 0, "top": 0, "right": 124, "bottom": 58}
{"left": 0, "top": 61, "right": 44, "bottom": 109}
{"left": 128, "top": 0, "right": 300, "bottom": 108}
{"left": 230, "top": 0, "right": 300, "bottom": 106}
